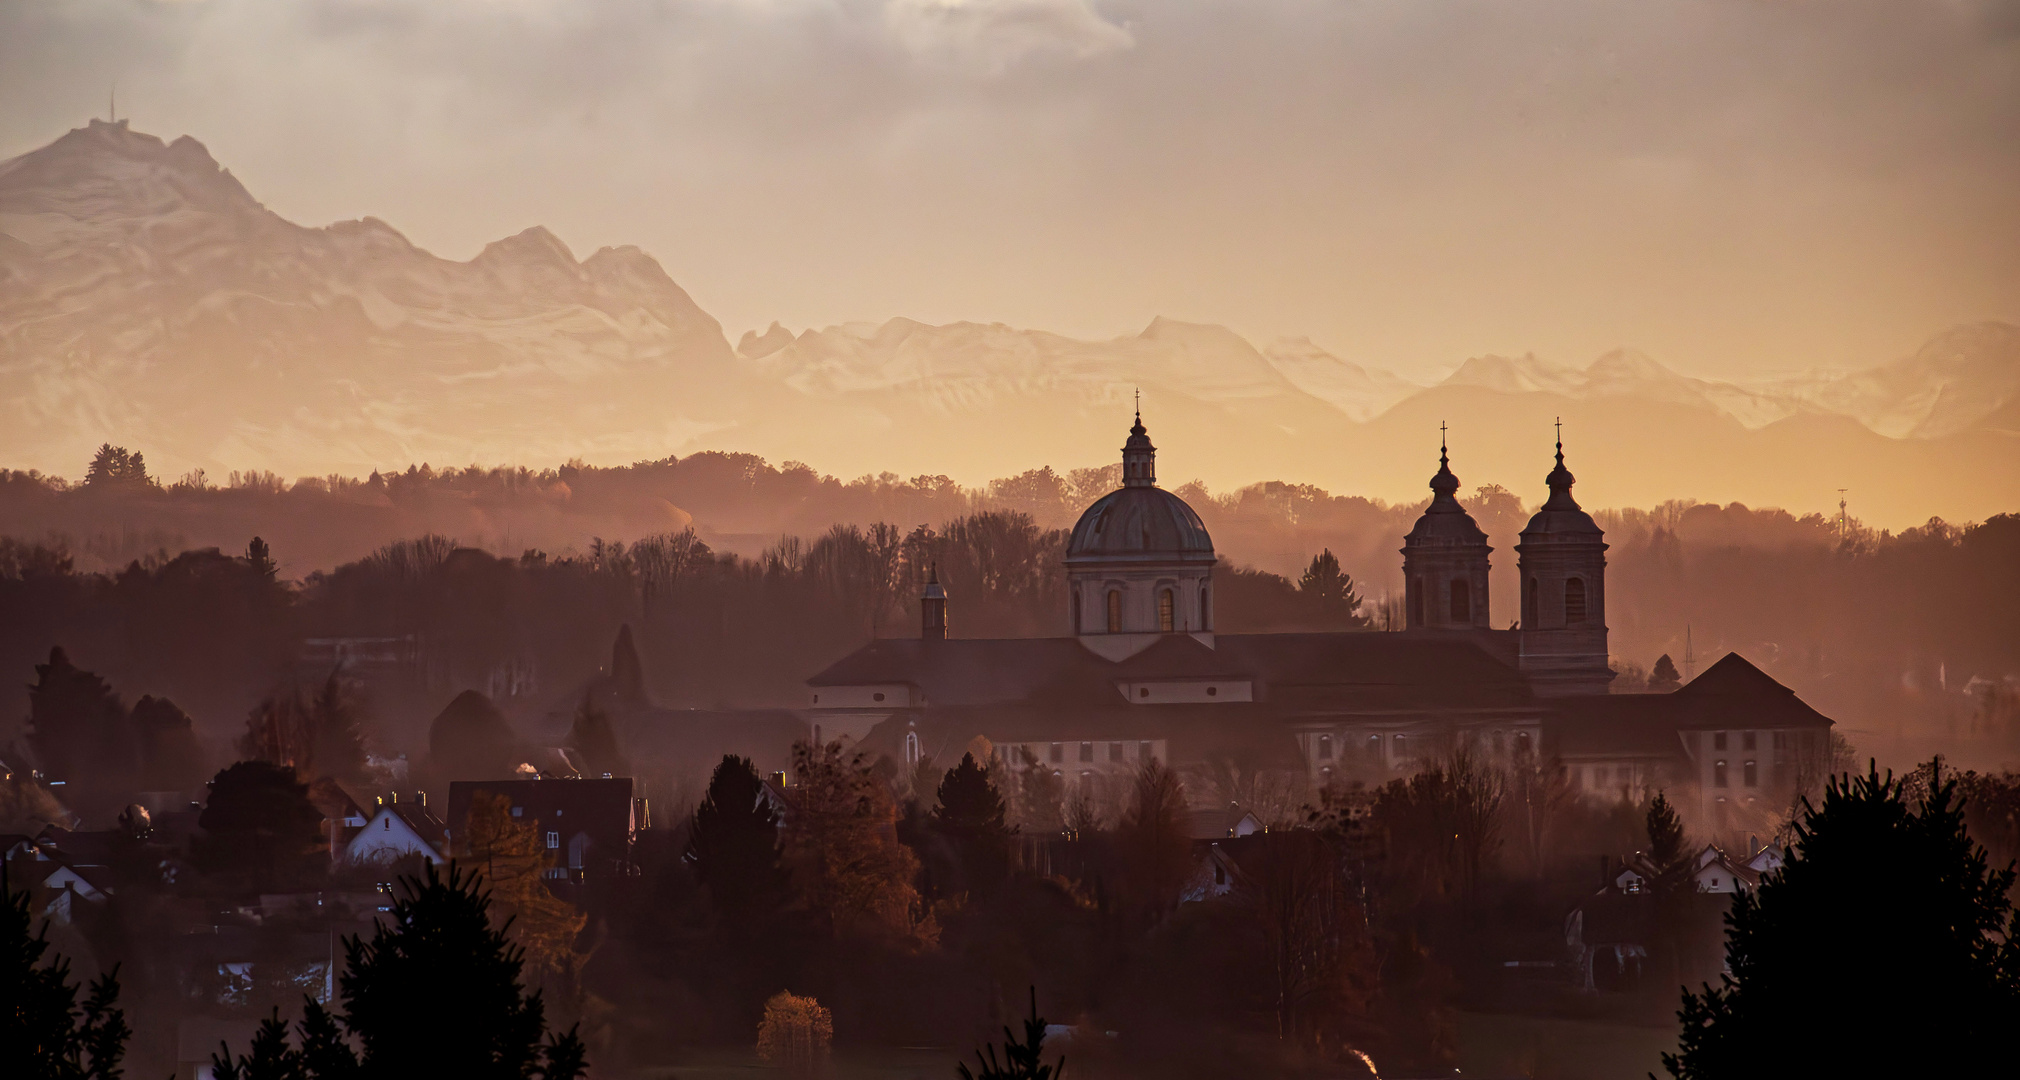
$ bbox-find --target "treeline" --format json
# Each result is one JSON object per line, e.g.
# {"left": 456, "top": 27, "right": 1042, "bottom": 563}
{"left": 0, "top": 514, "right": 1370, "bottom": 759}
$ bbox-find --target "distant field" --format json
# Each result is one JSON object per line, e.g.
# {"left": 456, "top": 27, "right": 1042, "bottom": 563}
{"left": 636, "top": 1046, "right": 960, "bottom": 1080}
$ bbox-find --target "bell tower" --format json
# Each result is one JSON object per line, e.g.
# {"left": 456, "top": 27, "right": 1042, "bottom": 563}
{"left": 1401, "top": 426, "right": 1492, "bottom": 630}
{"left": 1516, "top": 423, "right": 1613, "bottom": 694}
{"left": 921, "top": 565, "right": 947, "bottom": 640}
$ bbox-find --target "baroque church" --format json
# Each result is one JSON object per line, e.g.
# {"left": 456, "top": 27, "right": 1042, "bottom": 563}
{"left": 807, "top": 414, "right": 1834, "bottom": 835}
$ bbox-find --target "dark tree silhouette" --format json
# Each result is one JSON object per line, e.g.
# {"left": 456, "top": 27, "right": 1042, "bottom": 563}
{"left": 0, "top": 880, "right": 129, "bottom": 1078}
{"left": 686, "top": 755, "right": 787, "bottom": 922}
{"left": 83, "top": 444, "right": 149, "bottom": 489}
{"left": 1648, "top": 654, "right": 1682, "bottom": 692}
{"left": 564, "top": 693, "right": 627, "bottom": 778}
{"left": 608, "top": 623, "right": 648, "bottom": 707}
{"left": 1297, "top": 548, "right": 1368, "bottom": 628}
{"left": 246, "top": 536, "right": 278, "bottom": 582}
{"left": 25, "top": 647, "right": 134, "bottom": 822}
{"left": 212, "top": 863, "right": 585, "bottom": 1079}
{"left": 428, "top": 690, "right": 520, "bottom": 782}
{"left": 956, "top": 987, "right": 1062, "bottom": 1080}
{"left": 1664, "top": 763, "right": 2020, "bottom": 1078}
{"left": 129, "top": 694, "right": 208, "bottom": 792}
{"left": 195, "top": 761, "right": 326, "bottom": 885}
{"left": 934, "top": 752, "right": 1011, "bottom": 893}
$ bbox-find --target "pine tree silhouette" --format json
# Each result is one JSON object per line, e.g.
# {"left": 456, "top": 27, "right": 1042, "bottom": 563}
{"left": 957, "top": 987, "right": 1062, "bottom": 1080}
{"left": 1663, "top": 762, "right": 2020, "bottom": 1077}
{"left": 686, "top": 755, "right": 788, "bottom": 922}
{"left": 0, "top": 874, "right": 129, "bottom": 1078}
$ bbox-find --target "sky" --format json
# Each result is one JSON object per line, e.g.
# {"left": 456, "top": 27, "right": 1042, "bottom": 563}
{"left": 3, "top": 0, "right": 2018, "bottom": 383}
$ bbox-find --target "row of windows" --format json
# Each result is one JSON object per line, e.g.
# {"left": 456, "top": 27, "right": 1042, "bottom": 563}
{"left": 1310, "top": 729, "right": 1533, "bottom": 760}
{"left": 1711, "top": 730, "right": 1785, "bottom": 752}
{"left": 1077, "top": 584, "right": 1210, "bottom": 634}
{"left": 1712, "top": 759, "right": 1761, "bottom": 788}
{"left": 1016, "top": 740, "right": 1160, "bottom": 765}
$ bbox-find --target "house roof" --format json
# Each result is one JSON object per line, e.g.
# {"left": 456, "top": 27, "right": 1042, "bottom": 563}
{"left": 1666, "top": 653, "right": 1834, "bottom": 729}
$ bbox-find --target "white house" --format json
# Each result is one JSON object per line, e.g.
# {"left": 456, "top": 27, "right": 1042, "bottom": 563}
{"left": 342, "top": 800, "right": 448, "bottom": 866}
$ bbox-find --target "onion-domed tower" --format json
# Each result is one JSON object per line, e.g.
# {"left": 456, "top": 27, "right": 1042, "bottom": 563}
{"left": 1401, "top": 431, "right": 1492, "bottom": 630}
{"left": 1066, "top": 410, "right": 1217, "bottom": 661}
{"left": 1516, "top": 425, "right": 1613, "bottom": 694}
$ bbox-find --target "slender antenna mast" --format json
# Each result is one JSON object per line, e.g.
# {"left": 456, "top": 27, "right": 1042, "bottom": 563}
{"left": 1836, "top": 489, "right": 1849, "bottom": 542}
{"left": 1684, "top": 625, "right": 1696, "bottom": 684}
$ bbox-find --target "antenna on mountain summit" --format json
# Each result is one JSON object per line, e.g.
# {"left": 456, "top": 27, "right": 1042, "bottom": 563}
{"left": 109, "top": 82, "right": 116, "bottom": 124}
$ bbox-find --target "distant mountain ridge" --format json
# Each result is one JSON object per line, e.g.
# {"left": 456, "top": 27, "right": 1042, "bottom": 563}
{"left": 1, "top": 121, "right": 2015, "bottom": 528}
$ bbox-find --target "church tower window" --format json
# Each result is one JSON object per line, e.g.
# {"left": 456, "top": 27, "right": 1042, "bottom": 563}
{"left": 1200, "top": 583, "right": 1211, "bottom": 630}
{"left": 1410, "top": 579, "right": 1424, "bottom": 627}
{"left": 1158, "top": 588, "right": 1175, "bottom": 632}
{"left": 1107, "top": 590, "right": 1123, "bottom": 633}
{"left": 1523, "top": 575, "right": 1537, "bottom": 627}
{"left": 1450, "top": 579, "right": 1471, "bottom": 623}
{"left": 1565, "top": 577, "right": 1588, "bottom": 624}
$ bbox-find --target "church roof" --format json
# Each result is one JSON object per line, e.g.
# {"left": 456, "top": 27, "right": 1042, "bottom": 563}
{"left": 1548, "top": 652, "right": 1832, "bottom": 740}
{"left": 1066, "top": 485, "right": 1215, "bottom": 565}
{"left": 809, "top": 630, "right": 1535, "bottom": 712}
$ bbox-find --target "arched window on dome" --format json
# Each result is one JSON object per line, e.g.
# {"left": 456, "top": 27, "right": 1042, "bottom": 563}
{"left": 1450, "top": 579, "right": 1471, "bottom": 623}
{"left": 1565, "top": 577, "right": 1588, "bottom": 625}
{"left": 1158, "top": 588, "right": 1175, "bottom": 633}
{"left": 1107, "top": 589, "right": 1123, "bottom": 633}
{"left": 904, "top": 731, "right": 920, "bottom": 766}
{"left": 1523, "top": 575, "right": 1538, "bottom": 627}
{"left": 1409, "top": 578, "right": 1424, "bottom": 628}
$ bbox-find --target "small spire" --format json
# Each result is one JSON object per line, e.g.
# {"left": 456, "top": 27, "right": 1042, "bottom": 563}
{"left": 927, "top": 562, "right": 939, "bottom": 585}
{"left": 1429, "top": 423, "right": 1459, "bottom": 501}
{"left": 1544, "top": 417, "right": 1580, "bottom": 509}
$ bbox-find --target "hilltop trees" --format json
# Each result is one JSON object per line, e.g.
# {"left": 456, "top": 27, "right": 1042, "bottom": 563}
{"left": 1664, "top": 763, "right": 2020, "bottom": 1077}
{"left": 83, "top": 444, "right": 150, "bottom": 490}
{"left": 1648, "top": 654, "right": 1682, "bottom": 692}
{"left": 1297, "top": 549, "right": 1368, "bottom": 629}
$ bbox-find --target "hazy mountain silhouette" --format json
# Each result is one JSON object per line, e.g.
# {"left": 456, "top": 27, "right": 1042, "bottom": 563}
{"left": 2, "top": 121, "right": 2015, "bottom": 524}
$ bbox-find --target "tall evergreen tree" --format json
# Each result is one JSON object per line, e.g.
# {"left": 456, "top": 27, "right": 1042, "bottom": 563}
{"left": 0, "top": 880, "right": 129, "bottom": 1078}
{"left": 564, "top": 694, "right": 627, "bottom": 778}
{"left": 211, "top": 863, "right": 585, "bottom": 1079}
{"left": 1664, "top": 763, "right": 2020, "bottom": 1077}
{"left": 686, "top": 755, "right": 788, "bottom": 923}
{"left": 25, "top": 647, "right": 135, "bottom": 822}
{"left": 608, "top": 624, "right": 648, "bottom": 708}
{"left": 1648, "top": 654, "right": 1682, "bottom": 692}
{"left": 934, "top": 753, "right": 1011, "bottom": 893}
{"left": 245, "top": 536, "right": 278, "bottom": 582}
{"left": 1297, "top": 549, "right": 1368, "bottom": 628}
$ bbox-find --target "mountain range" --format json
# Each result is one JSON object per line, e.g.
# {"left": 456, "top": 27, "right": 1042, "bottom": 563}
{"left": 3, "top": 121, "right": 2016, "bottom": 527}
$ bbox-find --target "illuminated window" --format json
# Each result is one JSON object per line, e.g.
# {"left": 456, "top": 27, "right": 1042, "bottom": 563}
{"left": 1515, "top": 731, "right": 1532, "bottom": 756}
{"left": 1079, "top": 741, "right": 1094, "bottom": 763}
{"left": 1451, "top": 579, "right": 1471, "bottom": 622}
{"left": 1158, "top": 589, "right": 1175, "bottom": 633}
{"left": 1744, "top": 760, "right": 1758, "bottom": 787}
{"left": 1107, "top": 590, "right": 1122, "bottom": 633}
{"left": 1714, "top": 760, "right": 1728, "bottom": 788}
{"left": 546, "top": 832, "right": 560, "bottom": 849}
{"left": 1318, "top": 734, "right": 1333, "bottom": 760}
{"left": 1565, "top": 578, "right": 1588, "bottom": 624}
{"left": 1366, "top": 735, "right": 1381, "bottom": 756}
{"left": 1049, "top": 742, "right": 1063, "bottom": 764}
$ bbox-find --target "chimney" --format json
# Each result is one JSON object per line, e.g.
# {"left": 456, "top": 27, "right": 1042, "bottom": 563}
{"left": 921, "top": 564, "right": 948, "bottom": 640}
{"left": 417, "top": 791, "right": 427, "bottom": 808}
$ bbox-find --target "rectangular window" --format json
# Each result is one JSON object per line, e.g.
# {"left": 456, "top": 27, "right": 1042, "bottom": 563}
{"left": 1744, "top": 760, "right": 1758, "bottom": 787}
{"left": 1138, "top": 740, "right": 1153, "bottom": 761}
{"left": 1049, "top": 742, "right": 1064, "bottom": 764}
{"left": 1713, "top": 731, "right": 1728, "bottom": 752}
{"left": 546, "top": 832, "right": 560, "bottom": 849}
{"left": 1743, "top": 731, "right": 1758, "bottom": 752}
{"left": 1714, "top": 760, "right": 1728, "bottom": 788}
{"left": 1318, "top": 734, "right": 1334, "bottom": 760}
{"left": 1109, "top": 741, "right": 1124, "bottom": 763}
{"left": 1772, "top": 731, "right": 1787, "bottom": 750}
{"left": 1079, "top": 741, "right": 1094, "bottom": 763}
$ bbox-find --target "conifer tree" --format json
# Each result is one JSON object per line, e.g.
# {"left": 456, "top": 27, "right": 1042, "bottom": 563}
{"left": 957, "top": 987, "right": 1062, "bottom": 1080}
{"left": 935, "top": 753, "right": 1011, "bottom": 893}
{"left": 686, "top": 755, "right": 788, "bottom": 923}
{"left": 1648, "top": 654, "right": 1682, "bottom": 692}
{"left": 1297, "top": 548, "right": 1368, "bottom": 627}
{"left": 0, "top": 879, "right": 129, "bottom": 1078}
{"left": 1664, "top": 763, "right": 2020, "bottom": 1077}
{"left": 194, "top": 760, "right": 326, "bottom": 885}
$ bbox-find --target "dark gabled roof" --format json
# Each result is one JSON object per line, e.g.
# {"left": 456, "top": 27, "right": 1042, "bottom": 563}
{"left": 807, "top": 637, "right": 1104, "bottom": 706}
{"left": 1668, "top": 653, "right": 1833, "bottom": 730}
{"left": 385, "top": 803, "right": 449, "bottom": 847}
{"left": 1216, "top": 632, "right": 1533, "bottom": 711}
{"left": 1108, "top": 634, "right": 1253, "bottom": 681}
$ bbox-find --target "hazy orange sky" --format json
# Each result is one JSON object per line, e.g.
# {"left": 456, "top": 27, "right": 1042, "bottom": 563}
{"left": 4, "top": 0, "right": 2017, "bottom": 382}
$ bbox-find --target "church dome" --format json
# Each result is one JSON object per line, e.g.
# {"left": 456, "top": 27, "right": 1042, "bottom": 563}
{"left": 1065, "top": 413, "right": 1215, "bottom": 565}
{"left": 1406, "top": 437, "right": 1487, "bottom": 546}
{"left": 1521, "top": 431, "right": 1603, "bottom": 540}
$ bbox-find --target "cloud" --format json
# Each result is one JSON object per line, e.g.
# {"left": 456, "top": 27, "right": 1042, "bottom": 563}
{"left": 884, "top": 0, "right": 1132, "bottom": 71}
